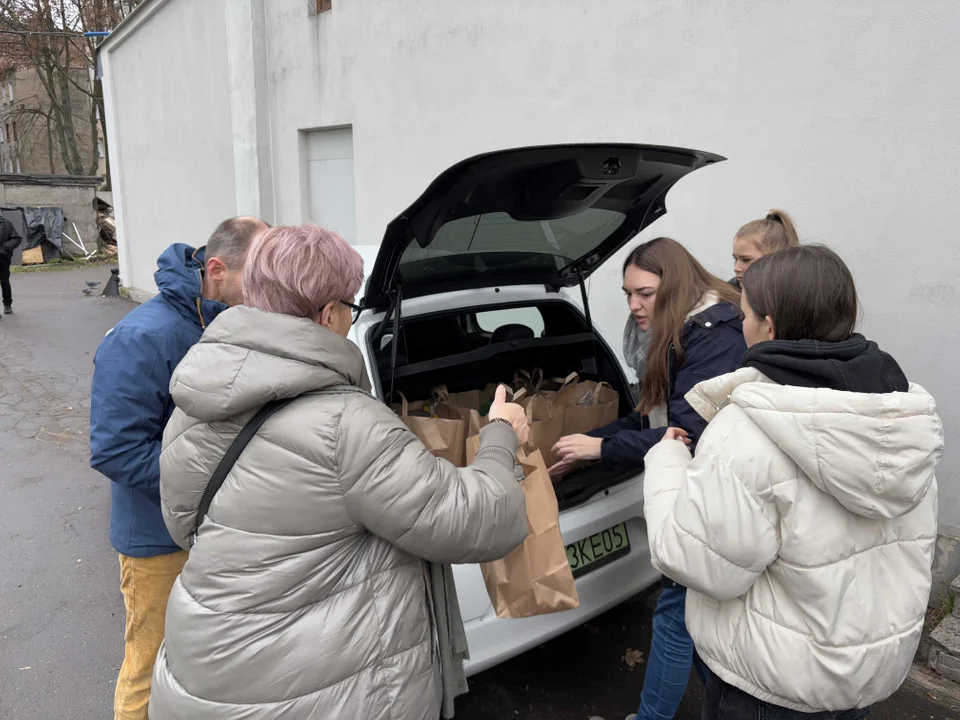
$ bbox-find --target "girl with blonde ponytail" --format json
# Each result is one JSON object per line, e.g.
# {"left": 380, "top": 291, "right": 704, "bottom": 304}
{"left": 730, "top": 209, "right": 800, "bottom": 287}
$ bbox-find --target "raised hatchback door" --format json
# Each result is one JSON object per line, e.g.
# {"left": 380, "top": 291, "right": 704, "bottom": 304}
{"left": 364, "top": 143, "right": 724, "bottom": 309}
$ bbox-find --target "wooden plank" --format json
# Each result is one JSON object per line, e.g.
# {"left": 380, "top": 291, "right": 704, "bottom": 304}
{"left": 21, "top": 246, "right": 43, "bottom": 265}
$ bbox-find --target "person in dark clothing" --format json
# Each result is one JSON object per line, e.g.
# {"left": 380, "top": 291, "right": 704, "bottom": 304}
{"left": 574, "top": 298, "right": 746, "bottom": 467}
{"left": 550, "top": 237, "right": 746, "bottom": 720}
{"left": 0, "top": 215, "right": 23, "bottom": 315}
{"left": 729, "top": 208, "right": 799, "bottom": 289}
{"left": 90, "top": 216, "right": 269, "bottom": 720}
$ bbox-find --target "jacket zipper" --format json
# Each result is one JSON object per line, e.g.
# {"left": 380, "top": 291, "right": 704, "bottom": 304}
{"left": 191, "top": 250, "right": 207, "bottom": 330}
{"left": 666, "top": 342, "right": 676, "bottom": 424}
{"left": 194, "top": 298, "right": 207, "bottom": 329}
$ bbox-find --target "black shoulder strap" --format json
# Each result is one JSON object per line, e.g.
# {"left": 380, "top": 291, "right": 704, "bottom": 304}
{"left": 191, "top": 397, "right": 295, "bottom": 542}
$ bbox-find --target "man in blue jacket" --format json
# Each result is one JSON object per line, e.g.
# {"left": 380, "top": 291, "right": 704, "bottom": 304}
{"left": 90, "top": 216, "right": 269, "bottom": 720}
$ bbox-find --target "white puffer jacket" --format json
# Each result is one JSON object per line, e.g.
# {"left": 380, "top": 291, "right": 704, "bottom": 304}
{"left": 643, "top": 367, "right": 942, "bottom": 712}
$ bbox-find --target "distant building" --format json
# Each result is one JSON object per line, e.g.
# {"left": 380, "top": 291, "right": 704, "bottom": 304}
{"left": 0, "top": 64, "right": 100, "bottom": 177}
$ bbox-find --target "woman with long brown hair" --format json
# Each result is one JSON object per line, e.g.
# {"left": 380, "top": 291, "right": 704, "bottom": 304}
{"left": 551, "top": 236, "right": 746, "bottom": 720}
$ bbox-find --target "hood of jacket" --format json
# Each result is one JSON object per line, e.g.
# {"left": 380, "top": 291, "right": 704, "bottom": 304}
{"left": 685, "top": 295, "right": 742, "bottom": 334}
{"left": 169, "top": 305, "right": 372, "bottom": 422}
{"left": 742, "top": 334, "right": 909, "bottom": 393}
{"left": 154, "top": 243, "right": 226, "bottom": 329}
{"left": 688, "top": 338, "right": 943, "bottom": 520}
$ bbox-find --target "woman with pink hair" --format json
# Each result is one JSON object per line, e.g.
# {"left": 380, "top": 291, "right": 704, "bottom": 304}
{"left": 149, "top": 224, "right": 530, "bottom": 719}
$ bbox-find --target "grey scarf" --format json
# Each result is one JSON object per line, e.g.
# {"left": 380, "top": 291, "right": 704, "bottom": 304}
{"left": 622, "top": 316, "right": 650, "bottom": 401}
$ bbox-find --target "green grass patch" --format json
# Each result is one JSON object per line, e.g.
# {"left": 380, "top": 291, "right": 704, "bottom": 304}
{"left": 11, "top": 255, "right": 117, "bottom": 274}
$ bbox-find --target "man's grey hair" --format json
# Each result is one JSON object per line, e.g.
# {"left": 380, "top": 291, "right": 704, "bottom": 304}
{"left": 205, "top": 216, "right": 271, "bottom": 268}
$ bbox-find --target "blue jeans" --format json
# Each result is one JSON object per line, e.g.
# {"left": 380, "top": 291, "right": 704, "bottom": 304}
{"left": 702, "top": 674, "right": 871, "bottom": 719}
{"left": 637, "top": 583, "right": 708, "bottom": 719}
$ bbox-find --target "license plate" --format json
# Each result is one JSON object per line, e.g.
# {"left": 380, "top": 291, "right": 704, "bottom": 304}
{"left": 565, "top": 522, "right": 631, "bottom": 578}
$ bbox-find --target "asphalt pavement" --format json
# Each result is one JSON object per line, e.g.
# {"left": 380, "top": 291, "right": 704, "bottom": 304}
{"left": 0, "top": 266, "right": 957, "bottom": 720}
{"left": 0, "top": 266, "right": 131, "bottom": 719}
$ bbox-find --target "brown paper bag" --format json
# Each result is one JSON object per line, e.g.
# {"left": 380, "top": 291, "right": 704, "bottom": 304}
{"left": 476, "top": 387, "right": 564, "bottom": 467}
{"left": 432, "top": 384, "right": 500, "bottom": 411}
{"left": 521, "top": 395, "right": 564, "bottom": 468}
{"left": 480, "top": 449, "right": 579, "bottom": 618}
{"left": 512, "top": 368, "right": 546, "bottom": 394}
{"left": 389, "top": 393, "right": 427, "bottom": 415}
{"left": 436, "top": 385, "right": 500, "bottom": 447}
{"left": 466, "top": 433, "right": 482, "bottom": 465}
{"left": 556, "top": 379, "right": 619, "bottom": 436}
{"left": 393, "top": 393, "right": 466, "bottom": 467}
{"left": 450, "top": 406, "right": 487, "bottom": 444}
{"left": 542, "top": 371, "right": 580, "bottom": 393}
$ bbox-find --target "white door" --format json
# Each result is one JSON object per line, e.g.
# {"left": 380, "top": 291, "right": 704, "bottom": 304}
{"left": 305, "top": 127, "right": 357, "bottom": 244}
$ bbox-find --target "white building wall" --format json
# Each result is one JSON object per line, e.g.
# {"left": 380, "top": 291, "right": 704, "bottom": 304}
{"left": 105, "top": 0, "right": 960, "bottom": 535}
{"left": 101, "top": 0, "right": 237, "bottom": 297}
{"left": 260, "top": 0, "right": 960, "bottom": 533}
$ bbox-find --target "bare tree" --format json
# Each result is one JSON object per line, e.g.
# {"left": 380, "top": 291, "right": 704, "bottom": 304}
{"left": 0, "top": 0, "right": 141, "bottom": 183}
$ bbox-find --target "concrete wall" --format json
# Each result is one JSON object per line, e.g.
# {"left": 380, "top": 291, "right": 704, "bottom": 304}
{"left": 104, "top": 0, "right": 960, "bottom": 539}
{"left": 259, "top": 0, "right": 960, "bottom": 534}
{"left": 100, "top": 0, "right": 237, "bottom": 297}
{"left": 0, "top": 179, "right": 99, "bottom": 257}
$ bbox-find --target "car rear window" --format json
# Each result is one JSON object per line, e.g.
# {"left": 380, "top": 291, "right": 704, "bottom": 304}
{"left": 397, "top": 208, "right": 625, "bottom": 288}
{"left": 475, "top": 307, "right": 546, "bottom": 337}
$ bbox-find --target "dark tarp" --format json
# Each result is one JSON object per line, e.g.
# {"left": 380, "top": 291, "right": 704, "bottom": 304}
{"left": 22, "top": 206, "right": 64, "bottom": 250}
{"left": 17, "top": 206, "right": 64, "bottom": 263}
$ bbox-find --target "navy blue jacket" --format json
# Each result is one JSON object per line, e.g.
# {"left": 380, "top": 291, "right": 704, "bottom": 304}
{"left": 589, "top": 302, "right": 746, "bottom": 469}
{"left": 90, "top": 244, "right": 227, "bottom": 557}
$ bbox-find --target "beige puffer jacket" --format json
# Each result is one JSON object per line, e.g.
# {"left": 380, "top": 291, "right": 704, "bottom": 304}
{"left": 644, "top": 367, "right": 942, "bottom": 712}
{"left": 149, "top": 306, "right": 528, "bottom": 720}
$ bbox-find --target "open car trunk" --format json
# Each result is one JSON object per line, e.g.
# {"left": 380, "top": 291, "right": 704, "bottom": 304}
{"left": 370, "top": 299, "right": 639, "bottom": 511}
{"left": 363, "top": 143, "right": 722, "bottom": 509}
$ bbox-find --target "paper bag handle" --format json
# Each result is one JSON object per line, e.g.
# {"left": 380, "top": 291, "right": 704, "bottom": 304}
{"left": 512, "top": 370, "right": 531, "bottom": 391}
{"left": 513, "top": 368, "right": 545, "bottom": 394}
{"left": 431, "top": 385, "right": 451, "bottom": 405}
{"left": 550, "top": 371, "right": 579, "bottom": 389}
{"left": 592, "top": 381, "right": 610, "bottom": 406}
{"left": 529, "top": 367, "right": 545, "bottom": 393}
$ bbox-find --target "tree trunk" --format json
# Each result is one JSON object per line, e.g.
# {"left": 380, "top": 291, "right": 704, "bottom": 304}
{"left": 86, "top": 73, "right": 100, "bottom": 176}
{"left": 56, "top": 37, "right": 84, "bottom": 174}
{"left": 46, "top": 113, "right": 54, "bottom": 173}
{"left": 97, "top": 93, "right": 111, "bottom": 189}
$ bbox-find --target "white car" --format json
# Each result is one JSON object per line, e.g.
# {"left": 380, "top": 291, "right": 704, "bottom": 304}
{"left": 349, "top": 143, "right": 723, "bottom": 675}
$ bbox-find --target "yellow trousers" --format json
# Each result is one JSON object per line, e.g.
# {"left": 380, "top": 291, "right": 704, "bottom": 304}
{"left": 114, "top": 551, "right": 188, "bottom": 720}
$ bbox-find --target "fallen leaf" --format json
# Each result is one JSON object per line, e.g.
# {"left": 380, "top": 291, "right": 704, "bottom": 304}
{"left": 624, "top": 648, "right": 644, "bottom": 668}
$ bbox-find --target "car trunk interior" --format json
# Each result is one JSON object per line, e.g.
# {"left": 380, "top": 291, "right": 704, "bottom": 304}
{"left": 370, "top": 299, "right": 639, "bottom": 511}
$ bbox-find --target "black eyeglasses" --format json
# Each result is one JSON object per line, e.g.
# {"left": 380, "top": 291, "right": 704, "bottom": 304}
{"left": 340, "top": 300, "right": 364, "bottom": 325}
